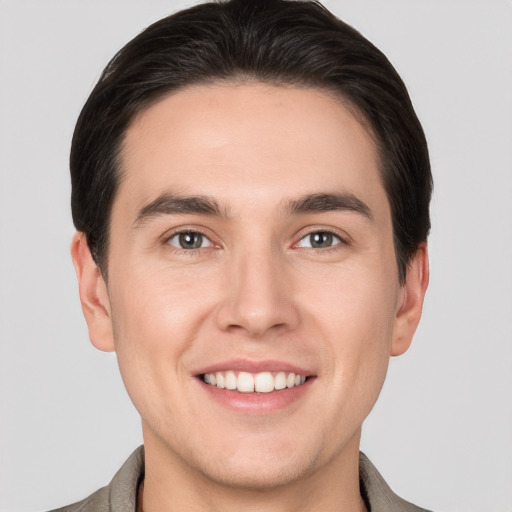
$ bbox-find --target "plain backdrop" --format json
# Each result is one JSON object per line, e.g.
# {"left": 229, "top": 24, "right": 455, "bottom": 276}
{"left": 1, "top": 1, "right": 511, "bottom": 511}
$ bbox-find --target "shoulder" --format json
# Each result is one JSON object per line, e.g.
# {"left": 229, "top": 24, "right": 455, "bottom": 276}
{"left": 46, "top": 446, "right": 144, "bottom": 512}
{"left": 359, "top": 452, "right": 432, "bottom": 512}
{"left": 47, "top": 486, "right": 110, "bottom": 512}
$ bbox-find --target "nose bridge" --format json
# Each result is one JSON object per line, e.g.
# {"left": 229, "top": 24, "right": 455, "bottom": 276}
{"left": 216, "top": 240, "right": 297, "bottom": 337}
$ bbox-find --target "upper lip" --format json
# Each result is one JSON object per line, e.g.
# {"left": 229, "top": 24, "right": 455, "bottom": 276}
{"left": 194, "top": 358, "right": 314, "bottom": 376}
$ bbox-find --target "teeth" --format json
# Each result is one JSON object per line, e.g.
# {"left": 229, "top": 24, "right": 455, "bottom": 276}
{"left": 225, "top": 371, "right": 237, "bottom": 390}
{"left": 215, "top": 372, "right": 225, "bottom": 389}
{"left": 255, "top": 372, "right": 274, "bottom": 393}
{"left": 275, "top": 371, "right": 287, "bottom": 390}
{"left": 202, "top": 370, "right": 308, "bottom": 393}
{"left": 237, "top": 372, "right": 255, "bottom": 393}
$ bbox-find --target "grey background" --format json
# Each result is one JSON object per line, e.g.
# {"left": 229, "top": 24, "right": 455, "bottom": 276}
{"left": 1, "top": 1, "right": 511, "bottom": 511}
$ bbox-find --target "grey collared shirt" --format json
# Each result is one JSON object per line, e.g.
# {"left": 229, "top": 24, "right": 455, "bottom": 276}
{"left": 49, "top": 446, "right": 432, "bottom": 512}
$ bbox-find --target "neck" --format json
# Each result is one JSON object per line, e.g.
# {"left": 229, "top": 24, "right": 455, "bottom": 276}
{"left": 139, "top": 428, "right": 367, "bottom": 512}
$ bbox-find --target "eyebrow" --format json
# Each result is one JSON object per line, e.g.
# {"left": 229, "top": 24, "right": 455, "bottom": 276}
{"left": 134, "top": 193, "right": 228, "bottom": 226}
{"left": 285, "top": 192, "right": 374, "bottom": 221}
{"left": 133, "top": 190, "right": 373, "bottom": 227}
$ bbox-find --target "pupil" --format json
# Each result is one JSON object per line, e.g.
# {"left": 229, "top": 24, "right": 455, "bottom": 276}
{"left": 311, "top": 232, "right": 332, "bottom": 248}
{"left": 179, "top": 232, "right": 202, "bottom": 248}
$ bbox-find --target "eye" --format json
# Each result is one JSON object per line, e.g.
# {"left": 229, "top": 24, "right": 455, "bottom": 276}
{"left": 296, "top": 231, "right": 342, "bottom": 249}
{"left": 167, "top": 231, "right": 213, "bottom": 250}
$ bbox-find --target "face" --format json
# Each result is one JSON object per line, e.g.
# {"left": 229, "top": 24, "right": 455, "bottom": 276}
{"left": 74, "top": 82, "right": 427, "bottom": 490}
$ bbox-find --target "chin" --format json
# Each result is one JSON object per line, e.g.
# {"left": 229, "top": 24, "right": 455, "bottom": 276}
{"left": 194, "top": 449, "right": 318, "bottom": 490}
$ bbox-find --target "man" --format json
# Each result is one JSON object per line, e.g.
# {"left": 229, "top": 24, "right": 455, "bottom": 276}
{"left": 55, "top": 0, "right": 431, "bottom": 510}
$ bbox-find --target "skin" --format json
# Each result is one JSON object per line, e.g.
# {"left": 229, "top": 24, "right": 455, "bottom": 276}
{"left": 71, "top": 83, "right": 428, "bottom": 512}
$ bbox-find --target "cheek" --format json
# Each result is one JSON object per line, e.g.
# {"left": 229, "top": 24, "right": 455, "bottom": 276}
{"left": 304, "top": 263, "right": 398, "bottom": 402}
{"left": 109, "top": 259, "right": 219, "bottom": 341}
{"left": 303, "top": 255, "right": 399, "bottom": 343}
{"left": 106, "top": 263, "right": 220, "bottom": 407}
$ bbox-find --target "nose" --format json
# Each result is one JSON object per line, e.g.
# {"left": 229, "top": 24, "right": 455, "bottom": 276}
{"left": 215, "top": 249, "right": 300, "bottom": 338}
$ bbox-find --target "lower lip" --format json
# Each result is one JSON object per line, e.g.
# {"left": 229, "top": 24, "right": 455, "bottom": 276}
{"left": 197, "top": 378, "right": 314, "bottom": 414}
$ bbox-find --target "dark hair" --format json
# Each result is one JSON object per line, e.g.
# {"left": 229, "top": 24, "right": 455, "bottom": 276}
{"left": 71, "top": 0, "right": 432, "bottom": 282}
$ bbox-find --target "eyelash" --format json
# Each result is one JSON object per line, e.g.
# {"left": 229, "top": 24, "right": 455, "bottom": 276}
{"left": 163, "top": 227, "right": 348, "bottom": 254}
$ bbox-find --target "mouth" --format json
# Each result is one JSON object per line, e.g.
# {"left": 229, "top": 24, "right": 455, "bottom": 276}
{"left": 201, "top": 370, "right": 308, "bottom": 393}
{"left": 194, "top": 360, "right": 315, "bottom": 412}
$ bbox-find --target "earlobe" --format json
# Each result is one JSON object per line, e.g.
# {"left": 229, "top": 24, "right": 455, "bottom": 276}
{"left": 70, "top": 232, "right": 115, "bottom": 352}
{"left": 391, "top": 244, "right": 429, "bottom": 356}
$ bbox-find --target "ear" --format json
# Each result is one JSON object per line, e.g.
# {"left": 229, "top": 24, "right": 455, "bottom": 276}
{"left": 391, "top": 243, "right": 429, "bottom": 356}
{"left": 70, "top": 232, "right": 115, "bottom": 352}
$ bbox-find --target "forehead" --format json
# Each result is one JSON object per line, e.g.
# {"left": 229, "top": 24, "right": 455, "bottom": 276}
{"left": 117, "top": 82, "right": 386, "bottom": 218}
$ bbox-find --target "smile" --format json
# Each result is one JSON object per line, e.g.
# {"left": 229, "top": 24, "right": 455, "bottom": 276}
{"left": 202, "top": 371, "right": 308, "bottom": 393}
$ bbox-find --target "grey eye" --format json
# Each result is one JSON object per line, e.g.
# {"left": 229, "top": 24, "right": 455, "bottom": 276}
{"left": 297, "top": 231, "right": 341, "bottom": 249}
{"left": 168, "top": 232, "right": 211, "bottom": 249}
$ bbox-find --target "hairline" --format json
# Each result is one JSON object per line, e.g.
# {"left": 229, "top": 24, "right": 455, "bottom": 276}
{"left": 97, "top": 78, "right": 399, "bottom": 282}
